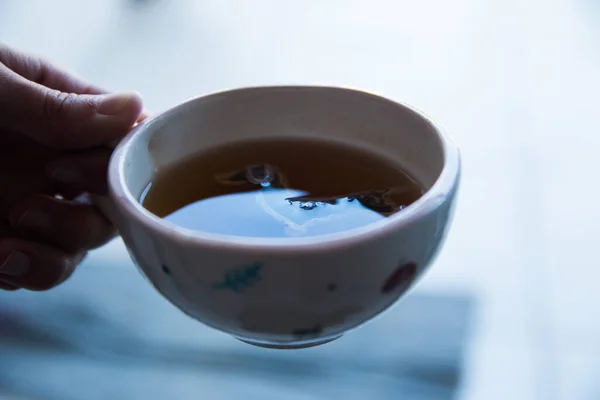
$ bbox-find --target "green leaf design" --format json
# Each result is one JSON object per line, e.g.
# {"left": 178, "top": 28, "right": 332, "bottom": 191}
{"left": 212, "top": 263, "right": 263, "bottom": 293}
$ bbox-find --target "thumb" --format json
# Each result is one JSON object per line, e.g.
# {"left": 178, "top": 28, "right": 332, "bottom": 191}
{"left": 0, "top": 64, "right": 143, "bottom": 150}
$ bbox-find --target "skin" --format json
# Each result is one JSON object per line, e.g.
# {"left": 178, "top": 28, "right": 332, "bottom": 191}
{"left": 0, "top": 43, "right": 146, "bottom": 291}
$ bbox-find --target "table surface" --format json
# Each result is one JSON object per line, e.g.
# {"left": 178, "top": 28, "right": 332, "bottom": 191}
{"left": 0, "top": 264, "right": 473, "bottom": 400}
{"left": 1, "top": 0, "right": 600, "bottom": 399}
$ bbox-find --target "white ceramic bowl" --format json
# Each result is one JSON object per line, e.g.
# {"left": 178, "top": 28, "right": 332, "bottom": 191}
{"left": 100, "top": 86, "right": 460, "bottom": 349}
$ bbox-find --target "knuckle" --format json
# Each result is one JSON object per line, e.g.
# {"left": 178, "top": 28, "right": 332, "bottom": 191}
{"left": 79, "top": 95, "right": 97, "bottom": 115}
{"left": 40, "top": 90, "right": 97, "bottom": 149}
{"left": 43, "top": 89, "right": 77, "bottom": 120}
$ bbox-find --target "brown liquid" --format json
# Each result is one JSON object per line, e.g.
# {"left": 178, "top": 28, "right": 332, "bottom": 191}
{"left": 141, "top": 138, "right": 423, "bottom": 238}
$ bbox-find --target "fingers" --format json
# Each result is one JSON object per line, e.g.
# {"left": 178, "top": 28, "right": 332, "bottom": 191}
{"left": 0, "top": 47, "right": 144, "bottom": 150}
{"left": 0, "top": 70, "right": 144, "bottom": 149}
{"left": 0, "top": 238, "right": 85, "bottom": 291}
{"left": 9, "top": 195, "right": 116, "bottom": 253}
{"left": 0, "top": 44, "right": 107, "bottom": 95}
{"left": 48, "top": 148, "right": 112, "bottom": 195}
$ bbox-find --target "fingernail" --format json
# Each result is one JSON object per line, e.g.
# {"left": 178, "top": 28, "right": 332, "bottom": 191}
{"left": 10, "top": 209, "right": 52, "bottom": 232}
{"left": 0, "top": 251, "right": 30, "bottom": 276}
{"left": 49, "top": 165, "right": 82, "bottom": 183}
{"left": 137, "top": 110, "right": 152, "bottom": 123}
{"left": 97, "top": 92, "right": 137, "bottom": 116}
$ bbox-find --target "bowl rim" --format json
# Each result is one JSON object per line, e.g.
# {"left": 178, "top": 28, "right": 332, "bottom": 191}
{"left": 108, "top": 85, "right": 461, "bottom": 255}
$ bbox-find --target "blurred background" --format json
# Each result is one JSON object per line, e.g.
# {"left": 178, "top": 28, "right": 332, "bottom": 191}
{"left": 1, "top": 0, "right": 599, "bottom": 398}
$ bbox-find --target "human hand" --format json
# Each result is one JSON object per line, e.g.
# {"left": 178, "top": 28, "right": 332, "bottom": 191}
{"left": 0, "top": 44, "right": 144, "bottom": 291}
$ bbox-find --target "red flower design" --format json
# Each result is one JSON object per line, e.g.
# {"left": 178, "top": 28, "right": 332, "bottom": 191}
{"left": 381, "top": 261, "right": 417, "bottom": 294}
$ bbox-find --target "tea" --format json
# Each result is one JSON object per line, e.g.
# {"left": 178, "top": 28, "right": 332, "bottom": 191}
{"left": 141, "top": 138, "right": 423, "bottom": 238}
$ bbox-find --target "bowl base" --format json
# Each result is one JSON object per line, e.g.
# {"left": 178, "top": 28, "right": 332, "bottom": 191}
{"left": 236, "top": 335, "right": 343, "bottom": 349}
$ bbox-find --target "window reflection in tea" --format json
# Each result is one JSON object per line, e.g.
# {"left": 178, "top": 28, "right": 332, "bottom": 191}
{"left": 141, "top": 138, "right": 423, "bottom": 238}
